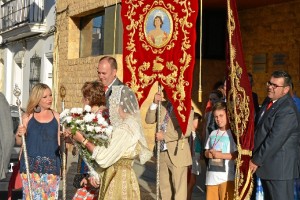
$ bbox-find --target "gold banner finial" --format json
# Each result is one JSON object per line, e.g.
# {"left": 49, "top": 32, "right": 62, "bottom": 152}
{"left": 13, "top": 84, "right": 22, "bottom": 107}
{"left": 60, "top": 85, "right": 66, "bottom": 100}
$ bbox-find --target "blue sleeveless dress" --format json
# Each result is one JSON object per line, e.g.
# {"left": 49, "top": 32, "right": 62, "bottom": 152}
{"left": 20, "top": 112, "right": 61, "bottom": 199}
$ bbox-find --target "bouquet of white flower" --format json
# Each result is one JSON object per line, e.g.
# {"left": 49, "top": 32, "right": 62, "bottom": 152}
{"left": 60, "top": 105, "right": 113, "bottom": 177}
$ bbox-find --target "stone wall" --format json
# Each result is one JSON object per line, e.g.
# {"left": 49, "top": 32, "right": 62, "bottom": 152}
{"left": 198, "top": 0, "right": 300, "bottom": 111}
{"left": 55, "top": 0, "right": 154, "bottom": 147}
{"left": 54, "top": 0, "right": 300, "bottom": 149}
{"left": 240, "top": 0, "right": 300, "bottom": 103}
{"left": 55, "top": 0, "right": 122, "bottom": 109}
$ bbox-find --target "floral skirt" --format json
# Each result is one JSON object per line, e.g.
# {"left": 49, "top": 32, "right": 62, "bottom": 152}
{"left": 21, "top": 172, "right": 60, "bottom": 200}
{"left": 99, "top": 158, "right": 140, "bottom": 200}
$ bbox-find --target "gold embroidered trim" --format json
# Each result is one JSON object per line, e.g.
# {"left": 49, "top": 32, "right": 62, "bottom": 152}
{"left": 123, "top": 0, "right": 196, "bottom": 122}
{"left": 226, "top": 0, "right": 253, "bottom": 199}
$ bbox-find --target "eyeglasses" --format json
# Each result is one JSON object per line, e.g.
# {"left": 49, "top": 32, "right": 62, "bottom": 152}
{"left": 266, "top": 81, "right": 285, "bottom": 89}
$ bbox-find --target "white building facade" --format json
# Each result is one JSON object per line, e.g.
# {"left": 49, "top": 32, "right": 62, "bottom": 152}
{"left": 0, "top": 0, "right": 55, "bottom": 106}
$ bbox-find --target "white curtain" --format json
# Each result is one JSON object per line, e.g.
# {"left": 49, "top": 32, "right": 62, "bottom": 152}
{"left": 29, "top": 0, "right": 43, "bottom": 22}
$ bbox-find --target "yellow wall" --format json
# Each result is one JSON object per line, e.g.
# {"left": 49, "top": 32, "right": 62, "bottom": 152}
{"left": 55, "top": 0, "right": 300, "bottom": 150}
{"left": 239, "top": 1, "right": 300, "bottom": 104}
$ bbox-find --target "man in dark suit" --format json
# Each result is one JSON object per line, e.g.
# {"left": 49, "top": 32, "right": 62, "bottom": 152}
{"left": 249, "top": 70, "right": 300, "bottom": 200}
{"left": 97, "top": 56, "right": 123, "bottom": 106}
{"left": 88, "top": 56, "right": 124, "bottom": 187}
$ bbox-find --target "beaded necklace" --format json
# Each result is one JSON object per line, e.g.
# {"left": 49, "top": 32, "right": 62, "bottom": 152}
{"left": 211, "top": 129, "right": 226, "bottom": 149}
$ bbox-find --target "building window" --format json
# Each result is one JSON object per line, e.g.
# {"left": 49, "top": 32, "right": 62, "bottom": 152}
{"left": 0, "top": 0, "right": 44, "bottom": 31}
{"left": 29, "top": 53, "right": 41, "bottom": 94}
{"left": 80, "top": 12, "right": 105, "bottom": 57}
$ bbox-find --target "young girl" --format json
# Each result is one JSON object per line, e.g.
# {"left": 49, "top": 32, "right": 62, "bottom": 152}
{"left": 205, "top": 102, "right": 237, "bottom": 200}
{"left": 202, "top": 89, "right": 224, "bottom": 146}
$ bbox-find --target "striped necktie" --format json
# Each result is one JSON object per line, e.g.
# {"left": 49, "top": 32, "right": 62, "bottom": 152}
{"left": 160, "top": 102, "right": 173, "bottom": 151}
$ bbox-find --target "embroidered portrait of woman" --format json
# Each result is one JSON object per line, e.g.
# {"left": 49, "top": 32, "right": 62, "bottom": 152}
{"left": 145, "top": 8, "right": 172, "bottom": 47}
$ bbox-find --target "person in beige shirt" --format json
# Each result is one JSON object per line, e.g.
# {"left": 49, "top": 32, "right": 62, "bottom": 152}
{"left": 145, "top": 89, "right": 193, "bottom": 199}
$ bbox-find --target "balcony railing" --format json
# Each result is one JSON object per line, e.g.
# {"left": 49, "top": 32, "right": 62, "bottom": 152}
{"left": 0, "top": 0, "right": 44, "bottom": 32}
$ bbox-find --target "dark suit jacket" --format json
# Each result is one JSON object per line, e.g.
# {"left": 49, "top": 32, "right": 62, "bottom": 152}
{"left": 105, "top": 78, "right": 123, "bottom": 107}
{"left": 252, "top": 92, "right": 260, "bottom": 116}
{"left": 0, "top": 93, "right": 14, "bottom": 179}
{"left": 252, "top": 94, "right": 300, "bottom": 180}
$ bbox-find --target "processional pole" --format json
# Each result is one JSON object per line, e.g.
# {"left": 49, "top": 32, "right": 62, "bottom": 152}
{"left": 59, "top": 85, "right": 67, "bottom": 200}
{"left": 13, "top": 84, "right": 33, "bottom": 200}
{"left": 156, "top": 83, "right": 162, "bottom": 200}
{"left": 198, "top": 0, "right": 203, "bottom": 103}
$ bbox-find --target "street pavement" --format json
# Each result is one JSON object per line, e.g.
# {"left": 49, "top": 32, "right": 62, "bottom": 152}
{"left": 133, "top": 157, "right": 206, "bottom": 199}
{"left": 1, "top": 150, "right": 206, "bottom": 199}
{"left": 63, "top": 151, "right": 206, "bottom": 199}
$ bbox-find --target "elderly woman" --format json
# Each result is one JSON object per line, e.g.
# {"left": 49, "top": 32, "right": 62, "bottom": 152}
{"left": 73, "top": 80, "right": 107, "bottom": 200}
{"left": 67, "top": 85, "right": 152, "bottom": 200}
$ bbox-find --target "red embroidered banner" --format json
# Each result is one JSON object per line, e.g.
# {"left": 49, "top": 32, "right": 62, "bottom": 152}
{"left": 122, "top": 0, "right": 198, "bottom": 134}
{"left": 226, "top": 0, "right": 255, "bottom": 199}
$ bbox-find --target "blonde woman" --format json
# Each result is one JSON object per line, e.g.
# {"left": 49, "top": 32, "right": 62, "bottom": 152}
{"left": 16, "top": 83, "right": 61, "bottom": 199}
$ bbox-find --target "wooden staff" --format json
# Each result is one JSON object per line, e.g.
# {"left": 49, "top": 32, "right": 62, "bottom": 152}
{"left": 13, "top": 84, "right": 33, "bottom": 200}
{"left": 198, "top": 0, "right": 203, "bottom": 103}
{"left": 156, "top": 84, "right": 162, "bottom": 200}
{"left": 60, "top": 85, "right": 67, "bottom": 200}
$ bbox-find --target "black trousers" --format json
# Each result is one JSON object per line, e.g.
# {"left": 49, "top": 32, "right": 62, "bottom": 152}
{"left": 250, "top": 174, "right": 258, "bottom": 200}
{"left": 261, "top": 179, "right": 294, "bottom": 200}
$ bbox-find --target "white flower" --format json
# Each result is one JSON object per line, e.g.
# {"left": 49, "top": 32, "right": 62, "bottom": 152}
{"left": 100, "top": 134, "right": 108, "bottom": 140}
{"left": 96, "top": 113, "right": 103, "bottom": 119}
{"left": 86, "top": 125, "right": 94, "bottom": 132}
{"left": 83, "top": 113, "right": 95, "bottom": 123}
{"left": 97, "top": 115, "right": 105, "bottom": 124}
{"left": 90, "top": 113, "right": 96, "bottom": 120}
{"left": 94, "top": 126, "right": 102, "bottom": 133}
{"left": 93, "top": 134, "right": 101, "bottom": 139}
{"left": 77, "top": 108, "right": 83, "bottom": 114}
{"left": 62, "top": 105, "right": 112, "bottom": 181}
{"left": 84, "top": 105, "right": 91, "bottom": 112}
{"left": 65, "top": 116, "right": 73, "bottom": 123}
{"left": 106, "top": 126, "right": 113, "bottom": 137}
{"left": 102, "top": 121, "right": 109, "bottom": 127}
{"left": 60, "top": 109, "right": 70, "bottom": 119}
{"left": 70, "top": 107, "right": 83, "bottom": 114}
{"left": 75, "top": 119, "right": 83, "bottom": 124}
{"left": 70, "top": 108, "right": 77, "bottom": 114}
